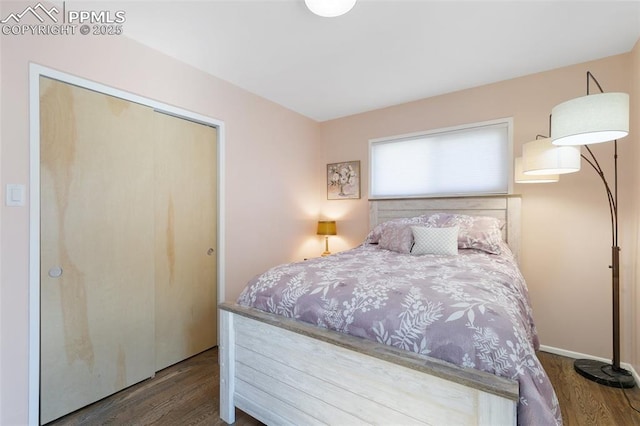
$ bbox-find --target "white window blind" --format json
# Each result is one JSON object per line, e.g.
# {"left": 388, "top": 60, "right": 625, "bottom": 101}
{"left": 370, "top": 120, "right": 511, "bottom": 198}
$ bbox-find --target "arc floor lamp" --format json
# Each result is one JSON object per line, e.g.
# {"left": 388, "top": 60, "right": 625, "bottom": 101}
{"left": 520, "top": 71, "right": 634, "bottom": 388}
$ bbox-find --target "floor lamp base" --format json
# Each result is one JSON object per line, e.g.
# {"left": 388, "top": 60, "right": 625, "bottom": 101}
{"left": 574, "top": 359, "right": 635, "bottom": 388}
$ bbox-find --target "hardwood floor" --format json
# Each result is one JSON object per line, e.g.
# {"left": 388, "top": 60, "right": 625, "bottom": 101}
{"left": 537, "top": 351, "right": 640, "bottom": 426}
{"left": 46, "top": 348, "right": 640, "bottom": 425}
{"left": 46, "top": 348, "right": 261, "bottom": 426}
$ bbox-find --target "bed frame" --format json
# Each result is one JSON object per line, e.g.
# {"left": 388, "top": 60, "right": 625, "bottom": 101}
{"left": 220, "top": 195, "right": 522, "bottom": 425}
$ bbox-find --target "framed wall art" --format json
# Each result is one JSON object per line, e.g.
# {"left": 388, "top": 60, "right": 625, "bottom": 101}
{"left": 327, "top": 161, "right": 360, "bottom": 200}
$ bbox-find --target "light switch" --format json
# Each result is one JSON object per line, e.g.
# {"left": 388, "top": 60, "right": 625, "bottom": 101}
{"left": 6, "top": 184, "right": 25, "bottom": 206}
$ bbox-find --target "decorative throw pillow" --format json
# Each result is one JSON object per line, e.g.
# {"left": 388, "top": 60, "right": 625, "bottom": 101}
{"left": 448, "top": 215, "right": 504, "bottom": 254}
{"left": 410, "top": 226, "right": 459, "bottom": 256}
{"left": 365, "top": 213, "right": 505, "bottom": 255}
{"left": 378, "top": 222, "right": 414, "bottom": 253}
{"left": 364, "top": 214, "right": 435, "bottom": 244}
{"left": 422, "top": 213, "right": 504, "bottom": 254}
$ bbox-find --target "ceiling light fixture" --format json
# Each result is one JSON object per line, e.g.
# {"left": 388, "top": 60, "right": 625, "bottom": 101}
{"left": 305, "top": 0, "right": 357, "bottom": 17}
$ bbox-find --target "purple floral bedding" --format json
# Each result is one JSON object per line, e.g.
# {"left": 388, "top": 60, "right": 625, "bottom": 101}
{"left": 237, "top": 242, "right": 562, "bottom": 425}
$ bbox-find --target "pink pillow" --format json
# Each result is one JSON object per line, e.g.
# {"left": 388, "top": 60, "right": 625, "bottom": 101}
{"left": 378, "top": 222, "right": 414, "bottom": 253}
{"left": 365, "top": 214, "right": 433, "bottom": 244}
{"left": 425, "top": 213, "right": 505, "bottom": 254}
{"left": 366, "top": 213, "right": 504, "bottom": 255}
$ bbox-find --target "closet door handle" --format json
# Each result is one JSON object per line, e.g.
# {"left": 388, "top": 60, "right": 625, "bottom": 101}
{"left": 48, "top": 266, "right": 63, "bottom": 278}
{"left": 207, "top": 248, "right": 215, "bottom": 256}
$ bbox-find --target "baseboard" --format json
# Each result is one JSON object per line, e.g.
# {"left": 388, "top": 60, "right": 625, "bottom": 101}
{"left": 539, "top": 345, "right": 640, "bottom": 385}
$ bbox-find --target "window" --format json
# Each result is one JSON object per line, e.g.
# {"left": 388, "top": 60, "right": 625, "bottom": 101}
{"left": 369, "top": 119, "right": 512, "bottom": 198}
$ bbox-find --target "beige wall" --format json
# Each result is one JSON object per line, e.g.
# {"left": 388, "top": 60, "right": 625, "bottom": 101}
{"left": 319, "top": 53, "right": 638, "bottom": 369}
{"left": 0, "top": 6, "right": 322, "bottom": 425}
{"left": 632, "top": 39, "right": 640, "bottom": 375}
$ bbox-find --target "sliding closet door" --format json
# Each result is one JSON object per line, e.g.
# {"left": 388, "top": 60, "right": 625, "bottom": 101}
{"left": 40, "top": 77, "right": 156, "bottom": 424}
{"left": 154, "top": 112, "right": 217, "bottom": 371}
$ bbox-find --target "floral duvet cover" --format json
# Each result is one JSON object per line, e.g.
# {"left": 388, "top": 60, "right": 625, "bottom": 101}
{"left": 237, "top": 243, "right": 562, "bottom": 425}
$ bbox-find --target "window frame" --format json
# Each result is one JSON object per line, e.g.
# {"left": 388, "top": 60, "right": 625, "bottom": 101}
{"left": 368, "top": 118, "right": 514, "bottom": 200}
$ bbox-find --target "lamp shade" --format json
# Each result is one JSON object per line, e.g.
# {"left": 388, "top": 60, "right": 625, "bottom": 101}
{"left": 522, "top": 138, "right": 581, "bottom": 175}
{"left": 317, "top": 220, "right": 337, "bottom": 236}
{"left": 305, "top": 0, "right": 357, "bottom": 17}
{"left": 514, "top": 157, "right": 559, "bottom": 183}
{"left": 551, "top": 92, "right": 629, "bottom": 146}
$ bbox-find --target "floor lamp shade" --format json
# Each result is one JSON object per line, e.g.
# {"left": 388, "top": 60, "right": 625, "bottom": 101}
{"left": 551, "top": 92, "right": 629, "bottom": 146}
{"left": 514, "top": 157, "right": 558, "bottom": 183}
{"left": 522, "top": 138, "right": 581, "bottom": 175}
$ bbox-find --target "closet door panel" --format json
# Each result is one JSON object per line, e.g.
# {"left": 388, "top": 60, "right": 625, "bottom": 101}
{"left": 154, "top": 112, "right": 217, "bottom": 371}
{"left": 40, "top": 77, "right": 156, "bottom": 424}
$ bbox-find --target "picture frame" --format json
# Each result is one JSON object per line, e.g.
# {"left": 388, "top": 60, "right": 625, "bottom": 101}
{"left": 327, "top": 160, "right": 360, "bottom": 200}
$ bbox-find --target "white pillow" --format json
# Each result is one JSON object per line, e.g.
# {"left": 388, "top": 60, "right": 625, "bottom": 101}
{"left": 411, "top": 226, "right": 459, "bottom": 256}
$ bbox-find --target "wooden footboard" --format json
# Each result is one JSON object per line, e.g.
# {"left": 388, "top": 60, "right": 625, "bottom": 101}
{"left": 219, "top": 303, "right": 518, "bottom": 425}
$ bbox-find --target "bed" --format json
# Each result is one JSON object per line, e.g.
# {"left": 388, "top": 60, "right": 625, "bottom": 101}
{"left": 219, "top": 196, "right": 561, "bottom": 425}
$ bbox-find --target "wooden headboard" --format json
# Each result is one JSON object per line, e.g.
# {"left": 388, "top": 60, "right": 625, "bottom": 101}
{"left": 369, "top": 195, "right": 522, "bottom": 262}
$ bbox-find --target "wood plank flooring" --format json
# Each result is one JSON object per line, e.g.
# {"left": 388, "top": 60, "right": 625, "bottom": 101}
{"left": 46, "top": 348, "right": 261, "bottom": 426}
{"left": 46, "top": 348, "right": 640, "bottom": 425}
{"left": 537, "top": 351, "right": 640, "bottom": 426}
